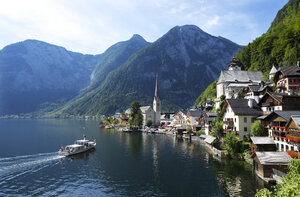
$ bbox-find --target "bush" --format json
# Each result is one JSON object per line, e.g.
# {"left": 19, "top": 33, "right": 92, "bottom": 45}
{"left": 224, "top": 133, "right": 244, "bottom": 156}
{"left": 146, "top": 119, "right": 152, "bottom": 127}
{"left": 196, "top": 130, "right": 205, "bottom": 136}
{"left": 251, "top": 121, "right": 267, "bottom": 136}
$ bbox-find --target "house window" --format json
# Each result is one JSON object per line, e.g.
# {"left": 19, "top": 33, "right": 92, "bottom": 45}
{"left": 244, "top": 117, "right": 247, "bottom": 123}
{"left": 234, "top": 118, "right": 236, "bottom": 123}
{"left": 244, "top": 127, "right": 247, "bottom": 132}
{"left": 290, "top": 79, "right": 295, "bottom": 83}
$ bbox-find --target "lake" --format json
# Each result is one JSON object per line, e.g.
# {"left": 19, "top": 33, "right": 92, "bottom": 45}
{"left": 0, "top": 119, "right": 268, "bottom": 196}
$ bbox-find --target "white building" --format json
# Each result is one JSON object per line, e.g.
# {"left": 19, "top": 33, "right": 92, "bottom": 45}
{"left": 220, "top": 99, "right": 263, "bottom": 138}
{"left": 215, "top": 58, "right": 264, "bottom": 109}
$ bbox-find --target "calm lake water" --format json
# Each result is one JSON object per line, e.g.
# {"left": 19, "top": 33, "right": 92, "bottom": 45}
{"left": 0, "top": 119, "right": 268, "bottom": 196}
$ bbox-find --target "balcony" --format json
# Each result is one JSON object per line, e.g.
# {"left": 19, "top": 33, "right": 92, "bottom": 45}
{"left": 270, "top": 126, "right": 287, "bottom": 131}
{"left": 223, "top": 120, "right": 234, "bottom": 127}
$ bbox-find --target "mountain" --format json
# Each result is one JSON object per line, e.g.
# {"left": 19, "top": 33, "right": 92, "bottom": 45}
{"left": 57, "top": 25, "right": 242, "bottom": 116}
{"left": 81, "top": 34, "right": 150, "bottom": 94}
{"left": 195, "top": 0, "right": 300, "bottom": 107}
{"left": 236, "top": 0, "right": 300, "bottom": 78}
{"left": 0, "top": 40, "right": 100, "bottom": 115}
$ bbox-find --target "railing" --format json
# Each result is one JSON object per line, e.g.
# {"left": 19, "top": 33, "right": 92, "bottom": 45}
{"left": 223, "top": 120, "right": 234, "bottom": 126}
{"left": 270, "top": 126, "right": 287, "bottom": 131}
{"left": 272, "top": 168, "right": 287, "bottom": 178}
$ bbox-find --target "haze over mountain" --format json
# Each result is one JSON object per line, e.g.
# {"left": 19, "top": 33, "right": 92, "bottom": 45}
{"left": 0, "top": 40, "right": 100, "bottom": 115}
{"left": 57, "top": 25, "right": 242, "bottom": 116}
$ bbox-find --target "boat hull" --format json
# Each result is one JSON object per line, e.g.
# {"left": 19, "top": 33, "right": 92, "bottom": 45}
{"left": 59, "top": 144, "right": 96, "bottom": 156}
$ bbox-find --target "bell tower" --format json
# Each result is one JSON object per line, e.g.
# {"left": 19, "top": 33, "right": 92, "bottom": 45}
{"left": 153, "top": 74, "right": 161, "bottom": 126}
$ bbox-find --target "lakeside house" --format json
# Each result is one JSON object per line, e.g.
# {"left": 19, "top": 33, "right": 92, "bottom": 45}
{"left": 258, "top": 92, "right": 300, "bottom": 113}
{"left": 253, "top": 151, "right": 291, "bottom": 180}
{"left": 200, "top": 112, "right": 217, "bottom": 135}
{"left": 186, "top": 109, "right": 203, "bottom": 131}
{"left": 215, "top": 58, "right": 264, "bottom": 109}
{"left": 272, "top": 62, "right": 300, "bottom": 94}
{"left": 171, "top": 110, "right": 188, "bottom": 127}
{"left": 220, "top": 99, "right": 262, "bottom": 138}
{"left": 250, "top": 137, "right": 276, "bottom": 152}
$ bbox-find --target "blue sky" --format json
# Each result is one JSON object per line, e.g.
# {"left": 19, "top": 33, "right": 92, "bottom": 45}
{"left": 0, "top": 0, "right": 289, "bottom": 54}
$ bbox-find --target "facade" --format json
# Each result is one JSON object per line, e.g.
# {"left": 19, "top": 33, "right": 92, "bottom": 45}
{"left": 171, "top": 110, "right": 188, "bottom": 127}
{"left": 215, "top": 58, "right": 264, "bottom": 109}
{"left": 244, "top": 85, "right": 273, "bottom": 103}
{"left": 273, "top": 62, "right": 300, "bottom": 94}
{"left": 140, "top": 106, "right": 155, "bottom": 126}
{"left": 258, "top": 92, "right": 300, "bottom": 113}
{"left": 186, "top": 109, "right": 203, "bottom": 130}
{"left": 286, "top": 115, "right": 300, "bottom": 158}
{"left": 200, "top": 112, "right": 217, "bottom": 135}
{"left": 261, "top": 111, "right": 300, "bottom": 152}
{"left": 220, "top": 99, "right": 262, "bottom": 138}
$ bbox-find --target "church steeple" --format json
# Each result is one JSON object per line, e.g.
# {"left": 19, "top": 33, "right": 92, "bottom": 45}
{"left": 155, "top": 73, "right": 159, "bottom": 98}
{"left": 153, "top": 73, "right": 161, "bottom": 125}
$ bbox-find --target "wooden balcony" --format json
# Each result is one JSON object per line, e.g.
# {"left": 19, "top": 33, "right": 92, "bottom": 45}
{"left": 223, "top": 120, "right": 234, "bottom": 127}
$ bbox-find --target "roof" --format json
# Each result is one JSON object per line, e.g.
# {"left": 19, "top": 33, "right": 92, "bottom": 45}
{"left": 258, "top": 92, "right": 300, "bottom": 105}
{"left": 76, "top": 140, "right": 89, "bottom": 143}
{"left": 187, "top": 109, "right": 203, "bottom": 117}
{"left": 140, "top": 106, "right": 152, "bottom": 113}
{"left": 291, "top": 115, "right": 300, "bottom": 128}
{"left": 206, "top": 112, "right": 217, "bottom": 117}
{"left": 269, "top": 65, "right": 278, "bottom": 75}
{"left": 270, "top": 111, "right": 300, "bottom": 121}
{"left": 200, "top": 134, "right": 207, "bottom": 139}
{"left": 204, "top": 136, "right": 216, "bottom": 144}
{"left": 255, "top": 152, "right": 291, "bottom": 165}
{"left": 218, "top": 70, "right": 264, "bottom": 84}
{"left": 224, "top": 99, "right": 262, "bottom": 116}
{"left": 250, "top": 137, "right": 275, "bottom": 145}
{"left": 276, "top": 66, "right": 300, "bottom": 78}
{"left": 66, "top": 144, "right": 83, "bottom": 148}
{"left": 257, "top": 115, "right": 268, "bottom": 120}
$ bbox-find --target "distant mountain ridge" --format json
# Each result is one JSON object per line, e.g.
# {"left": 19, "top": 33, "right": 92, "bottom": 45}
{"left": 56, "top": 25, "right": 242, "bottom": 116}
{"left": 0, "top": 39, "right": 101, "bottom": 115}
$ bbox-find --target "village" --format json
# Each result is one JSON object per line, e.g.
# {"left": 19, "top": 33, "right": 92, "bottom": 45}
{"left": 102, "top": 58, "right": 300, "bottom": 184}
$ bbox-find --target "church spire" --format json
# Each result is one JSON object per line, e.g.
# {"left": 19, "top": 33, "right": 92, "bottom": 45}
{"left": 155, "top": 73, "right": 159, "bottom": 98}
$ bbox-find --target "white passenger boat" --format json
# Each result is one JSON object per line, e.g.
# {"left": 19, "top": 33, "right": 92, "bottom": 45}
{"left": 59, "top": 136, "right": 96, "bottom": 156}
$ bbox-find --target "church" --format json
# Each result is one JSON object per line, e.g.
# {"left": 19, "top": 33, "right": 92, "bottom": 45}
{"left": 140, "top": 74, "right": 161, "bottom": 126}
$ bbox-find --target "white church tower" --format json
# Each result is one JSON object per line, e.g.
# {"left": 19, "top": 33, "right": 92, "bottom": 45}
{"left": 153, "top": 74, "right": 161, "bottom": 126}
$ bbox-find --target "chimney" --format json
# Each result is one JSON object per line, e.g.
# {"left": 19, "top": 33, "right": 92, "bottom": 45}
{"left": 248, "top": 99, "right": 254, "bottom": 108}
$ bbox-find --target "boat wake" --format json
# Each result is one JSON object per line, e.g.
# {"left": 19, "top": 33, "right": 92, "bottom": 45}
{"left": 0, "top": 152, "right": 65, "bottom": 182}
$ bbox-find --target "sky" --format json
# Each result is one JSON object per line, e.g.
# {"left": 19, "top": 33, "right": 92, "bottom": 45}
{"left": 0, "top": 0, "right": 289, "bottom": 54}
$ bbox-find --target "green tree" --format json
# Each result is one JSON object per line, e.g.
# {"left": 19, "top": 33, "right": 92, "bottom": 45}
{"left": 146, "top": 119, "right": 152, "bottom": 127}
{"left": 255, "top": 159, "right": 300, "bottom": 197}
{"left": 224, "top": 133, "right": 243, "bottom": 156}
{"left": 211, "top": 121, "right": 223, "bottom": 138}
{"left": 251, "top": 121, "right": 267, "bottom": 136}
{"left": 219, "top": 95, "right": 226, "bottom": 110}
{"left": 129, "top": 101, "right": 142, "bottom": 126}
